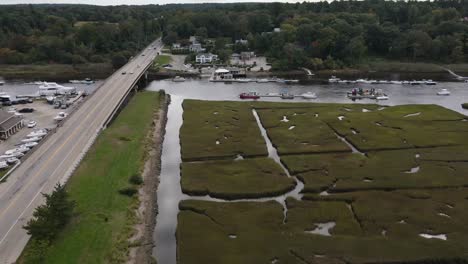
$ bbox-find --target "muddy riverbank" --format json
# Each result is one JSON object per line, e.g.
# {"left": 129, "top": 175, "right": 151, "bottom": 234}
{"left": 128, "top": 93, "right": 169, "bottom": 264}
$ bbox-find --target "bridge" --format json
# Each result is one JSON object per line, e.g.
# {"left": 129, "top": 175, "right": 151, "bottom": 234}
{"left": 0, "top": 38, "right": 162, "bottom": 263}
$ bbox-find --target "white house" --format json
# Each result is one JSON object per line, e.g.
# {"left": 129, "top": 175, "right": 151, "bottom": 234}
{"left": 172, "top": 43, "right": 181, "bottom": 49}
{"left": 235, "top": 39, "right": 248, "bottom": 45}
{"left": 196, "top": 53, "right": 218, "bottom": 64}
{"left": 190, "top": 43, "right": 206, "bottom": 53}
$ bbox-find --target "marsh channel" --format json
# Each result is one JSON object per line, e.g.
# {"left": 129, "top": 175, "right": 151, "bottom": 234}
{"left": 148, "top": 79, "right": 468, "bottom": 264}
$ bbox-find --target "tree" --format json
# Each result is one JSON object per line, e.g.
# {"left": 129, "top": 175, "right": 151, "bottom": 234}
{"left": 23, "top": 184, "right": 75, "bottom": 242}
{"left": 111, "top": 53, "right": 127, "bottom": 69}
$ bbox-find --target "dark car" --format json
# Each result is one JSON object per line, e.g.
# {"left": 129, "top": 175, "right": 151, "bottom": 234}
{"left": 18, "top": 108, "right": 34, "bottom": 113}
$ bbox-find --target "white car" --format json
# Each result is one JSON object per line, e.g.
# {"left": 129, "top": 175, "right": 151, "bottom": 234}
{"left": 27, "top": 121, "right": 37, "bottom": 128}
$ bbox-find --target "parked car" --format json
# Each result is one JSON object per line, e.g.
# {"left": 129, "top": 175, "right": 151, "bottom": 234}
{"left": 18, "top": 108, "right": 34, "bottom": 113}
{"left": 27, "top": 121, "right": 37, "bottom": 128}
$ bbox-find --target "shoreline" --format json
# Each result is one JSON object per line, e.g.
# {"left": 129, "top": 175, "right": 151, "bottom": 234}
{"left": 127, "top": 93, "right": 169, "bottom": 264}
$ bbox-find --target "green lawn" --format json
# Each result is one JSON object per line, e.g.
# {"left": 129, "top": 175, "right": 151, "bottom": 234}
{"left": 21, "top": 91, "right": 162, "bottom": 263}
{"left": 153, "top": 55, "right": 172, "bottom": 67}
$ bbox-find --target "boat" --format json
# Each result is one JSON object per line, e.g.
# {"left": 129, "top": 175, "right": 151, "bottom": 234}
{"left": 5, "top": 147, "right": 29, "bottom": 155}
{"left": 39, "top": 82, "right": 76, "bottom": 96}
{"left": 425, "top": 80, "right": 437, "bottom": 85}
{"left": 347, "top": 88, "right": 378, "bottom": 100}
{"left": 283, "top": 79, "right": 299, "bottom": 84}
{"left": 69, "top": 80, "right": 81, "bottom": 84}
{"left": 236, "top": 78, "right": 252, "bottom": 83}
{"left": 0, "top": 161, "right": 8, "bottom": 169}
{"left": 356, "top": 79, "right": 370, "bottom": 84}
{"left": 54, "top": 112, "right": 68, "bottom": 121}
{"left": 390, "top": 80, "right": 403, "bottom": 85}
{"left": 410, "top": 80, "right": 423, "bottom": 85}
{"left": 27, "top": 130, "right": 47, "bottom": 138}
{"left": 21, "top": 136, "right": 42, "bottom": 143}
{"left": 437, "top": 89, "right": 450, "bottom": 96}
{"left": 328, "top": 76, "right": 340, "bottom": 83}
{"left": 172, "top": 76, "right": 186, "bottom": 82}
{"left": 376, "top": 95, "right": 389, "bottom": 100}
{"left": 256, "top": 78, "right": 269, "bottom": 83}
{"left": 6, "top": 157, "right": 19, "bottom": 164}
{"left": 281, "top": 93, "right": 295, "bottom": 99}
{"left": 0, "top": 80, "right": 4, "bottom": 86}
{"left": 301, "top": 92, "right": 317, "bottom": 99}
{"left": 22, "top": 142, "right": 39, "bottom": 148}
{"left": 81, "top": 78, "right": 94, "bottom": 85}
{"left": 239, "top": 92, "right": 260, "bottom": 99}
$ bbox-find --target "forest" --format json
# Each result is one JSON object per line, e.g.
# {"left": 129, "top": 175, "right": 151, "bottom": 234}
{"left": 1, "top": 1, "right": 468, "bottom": 70}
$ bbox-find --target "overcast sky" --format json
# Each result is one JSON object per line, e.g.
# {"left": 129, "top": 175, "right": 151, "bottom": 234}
{"left": 1, "top": 0, "right": 309, "bottom": 5}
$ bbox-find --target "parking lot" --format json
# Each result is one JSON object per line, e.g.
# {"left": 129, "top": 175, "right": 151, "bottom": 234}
{"left": 0, "top": 100, "right": 72, "bottom": 156}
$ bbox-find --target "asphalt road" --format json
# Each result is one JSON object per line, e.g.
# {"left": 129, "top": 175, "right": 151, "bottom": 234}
{"left": 0, "top": 39, "right": 162, "bottom": 264}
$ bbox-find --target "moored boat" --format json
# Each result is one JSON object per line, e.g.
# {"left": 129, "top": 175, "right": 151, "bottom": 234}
{"left": 328, "top": 76, "right": 340, "bottom": 83}
{"left": 301, "top": 92, "right": 317, "bottom": 99}
{"left": 172, "top": 76, "right": 186, "bottom": 82}
{"left": 239, "top": 92, "right": 260, "bottom": 99}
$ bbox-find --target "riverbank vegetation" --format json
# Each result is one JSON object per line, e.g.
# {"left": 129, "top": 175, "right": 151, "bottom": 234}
{"left": 463, "top": 103, "right": 468, "bottom": 109}
{"left": 178, "top": 100, "right": 468, "bottom": 263}
{"left": 2, "top": 1, "right": 468, "bottom": 74}
{"left": 160, "top": 1, "right": 468, "bottom": 71}
{"left": 20, "top": 91, "right": 162, "bottom": 263}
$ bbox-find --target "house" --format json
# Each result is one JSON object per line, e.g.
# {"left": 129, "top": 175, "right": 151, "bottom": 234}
{"left": 189, "top": 36, "right": 198, "bottom": 44}
{"left": 240, "top": 51, "right": 255, "bottom": 60}
{"left": 0, "top": 111, "right": 23, "bottom": 140}
{"left": 231, "top": 53, "right": 240, "bottom": 59}
{"left": 196, "top": 53, "right": 218, "bottom": 64}
{"left": 190, "top": 43, "right": 206, "bottom": 53}
{"left": 172, "top": 43, "right": 182, "bottom": 49}
{"left": 235, "top": 39, "right": 248, "bottom": 45}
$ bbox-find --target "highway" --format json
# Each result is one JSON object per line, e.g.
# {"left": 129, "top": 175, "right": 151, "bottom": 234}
{"left": 0, "top": 38, "right": 162, "bottom": 263}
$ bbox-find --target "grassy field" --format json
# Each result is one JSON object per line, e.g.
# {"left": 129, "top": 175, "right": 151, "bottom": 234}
{"left": 21, "top": 91, "right": 162, "bottom": 263}
{"left": 178, "top": 100, "right": 468, "bottom": 263}
{"left": 152, "top": 55, "right": 172, "bottom": 71}
{"left": 180, "top": 100, "right": 267, "bottom": 161}
{"left": 181, "top": 158, "right": 296, "bottom": 199}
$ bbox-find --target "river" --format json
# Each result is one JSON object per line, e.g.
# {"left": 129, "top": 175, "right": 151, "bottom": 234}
{"left": 147, "top": 79, "right": 468, "bottom": 264}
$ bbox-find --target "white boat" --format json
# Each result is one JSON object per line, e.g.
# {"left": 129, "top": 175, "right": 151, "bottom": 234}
{"left": 39, "top": 82, "right": 76, "bottom": 96}
{"left": 81, "top": 78, "right": 94, "bottom": 85}
{"left": 6, "top": 157, "right": 19, "bottom": 164}
{"left": 69, "top": 80, "right": 81, "bottom": 84}
{"left": 27, "top": 130, "right": 47, "bottom": 138}
{"left": 7, "top": 152, "right": 24, "bottom": 158}
{"left": 5, "top": 147, "right": 29, "bottom": 155}
{"left": 390, "top": 80, "right": 402, "bottom": 85}
{"left": 236, "top": 78, "right": 252, "bottom": 83}
{"left": 256, "top": 79, "right": 269, "bottom": 83}
{"left": 0, "top": 80, "right": 5, "bottom": 86}
{"left": 301, "top": 92, "right": 317, "bottom": 99}
{"left": 376, "top": 95, "right": 389, "bottom": 100}
{"left": 356, "top": 79, "right": 369, "bottom": 84}
{"left": 437, "top": 89, "right": 450, "bottom": 96}
{"left": 281, "top": 93, "right": 295, "bottom": 99}
{"left": 0, "top": 161, "right": 8, "bottom": 169}
{"left": 22, "top": 142, "right": 39, "bottom": 148}
{"left": 425, "top": 80, "right": 437, "bottom": 85}
{"left": 172, "top": 76, "right": 186, "bottom": 82}
{"left": 328, "top": 76, "right": 340, "bottom": 83}
{"left": 21, "top": 136, "right": 42, "bottom": 143}
{"left": 410, "top": 80, "right": 423, "bottom": 85}
{"left": 284, "top": 79, "right": 299, "bottom": 84}
{"left": 54, "top": 112, "right": 68, "bottom": 121}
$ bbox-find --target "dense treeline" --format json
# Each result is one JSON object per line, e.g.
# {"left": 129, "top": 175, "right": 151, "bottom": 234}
{"left": 160, "top": 1, "right": 468, "bottom": 70}
{"left": 0, "top": 4, "right": 162, "bottom": 66}
{"left": 1, "top": 1, "right": 468, "bottom": 70}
